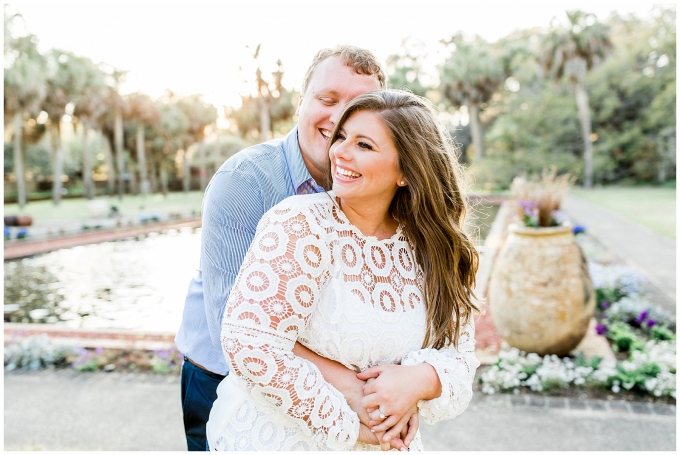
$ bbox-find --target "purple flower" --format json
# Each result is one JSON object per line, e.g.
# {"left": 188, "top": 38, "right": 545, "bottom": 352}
{"left": 518, "top": 200, "right": 537, "bottom": 215}
{"left": 646, "top": 319, "right": 657, "bottom": 328}
{"left": 601, "top": 301, "right": 610, "bottom": 309}
{"left": 635, "top": 310, "right": 649, "bottom": 324}
{"left": 157, "top": 349, "right": 170, "bottom": 361}
{"left": 552, "top": 210, "right": 569, "bottom": 224}
{"left": 95, "top": 347, "right": 104, "bottom": 355}
{"left": 595, "top": 324, "right": 608, "bottom": 335}
{"left": 572, "top": 224, "right": 586, "bottom": 235}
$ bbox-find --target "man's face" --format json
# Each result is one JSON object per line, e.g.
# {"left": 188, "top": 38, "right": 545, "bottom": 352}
{"left": 296, "top": 56, "right": 382, "bottom": 184}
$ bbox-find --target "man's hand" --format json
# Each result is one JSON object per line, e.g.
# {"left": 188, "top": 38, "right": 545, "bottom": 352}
{"left": 368, "top": 405, "right": 419, "bottom": 449}
{"left": 358, "top": 423, "right": 411, "bottom": 451}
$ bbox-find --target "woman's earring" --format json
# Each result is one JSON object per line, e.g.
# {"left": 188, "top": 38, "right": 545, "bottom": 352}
{"left": 399, "top": 180, "right": 406, "bottom": 186}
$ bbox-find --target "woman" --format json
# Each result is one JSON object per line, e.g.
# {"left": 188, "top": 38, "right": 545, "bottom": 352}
{"left": 206, "top": 90, "right": 480, "bottom": 451}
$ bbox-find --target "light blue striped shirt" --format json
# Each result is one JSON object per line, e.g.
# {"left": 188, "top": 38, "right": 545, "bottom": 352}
{"left": 175, "top": 127, "right": 324, "bottom": 374}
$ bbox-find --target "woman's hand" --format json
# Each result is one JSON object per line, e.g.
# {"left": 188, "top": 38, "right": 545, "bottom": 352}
{"left": 359, "top": 363, "right": 441, "bottom": 434}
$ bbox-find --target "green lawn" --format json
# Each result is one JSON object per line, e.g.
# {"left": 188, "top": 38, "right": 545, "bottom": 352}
{"left": 571, "top": 186, "right": 676, "bottom": 240}
{"left": 4, "top": 192, "right": 205, "bottom": 222}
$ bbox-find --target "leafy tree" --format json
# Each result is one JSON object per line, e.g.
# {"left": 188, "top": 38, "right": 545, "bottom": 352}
{"left": 386, "top": 38, "right": 432, "bottom": 97}
{"left": 472, "top": 28, "right": 584, "bottom": 191}
{"left": 476, "top": 83, "right": 583, "bottom": 190}
{"left": 439, "top": 33, "right": 505, "bottom": 163}
{"left": 540, "top": 10, "right": 612, "bottom": 188}
{"left": 4, "top": 12, "right": 47, "bottom": 207}
{"left": 581, "top": 7, "right": 675, "bottom": 183}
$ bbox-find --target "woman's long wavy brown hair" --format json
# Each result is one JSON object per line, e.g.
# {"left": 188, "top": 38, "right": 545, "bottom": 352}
{"left": 325, "top": 89, "right": 479, "bottom": 350}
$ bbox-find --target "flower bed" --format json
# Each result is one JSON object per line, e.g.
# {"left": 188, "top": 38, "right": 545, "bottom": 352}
{"left": 478, "top": 232, "right": 676, "bottom": 402}
{"left": 4, "top": 333, "right": 184, "bottom": 374}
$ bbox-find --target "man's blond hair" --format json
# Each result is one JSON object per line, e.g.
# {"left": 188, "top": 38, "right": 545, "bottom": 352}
{"left": 301, "top": 45, "right": 385, "bottom": 94}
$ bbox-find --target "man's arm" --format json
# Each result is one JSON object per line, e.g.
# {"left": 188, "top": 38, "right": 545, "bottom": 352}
{"left": 201, "top": 168, "right": 264, "bottom": 352}
{"left": 292, "top": 344, "right": 368, "bottom": 420}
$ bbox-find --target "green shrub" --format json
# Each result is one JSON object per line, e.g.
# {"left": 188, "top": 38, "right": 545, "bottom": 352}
{"left": 606, "top": 322, "right": 646, "bottom": 353}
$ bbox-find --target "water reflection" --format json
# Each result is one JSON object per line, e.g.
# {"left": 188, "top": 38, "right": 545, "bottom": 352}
{"left": 4, "top": 204, "right": 500, "bottom": 333}
{"left": 4, "top": 227, "right": 201, "bottom": 333}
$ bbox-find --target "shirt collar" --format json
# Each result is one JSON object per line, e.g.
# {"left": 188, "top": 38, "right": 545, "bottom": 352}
{"left": 282, "top": 126, "right": 322, "bottom": 192}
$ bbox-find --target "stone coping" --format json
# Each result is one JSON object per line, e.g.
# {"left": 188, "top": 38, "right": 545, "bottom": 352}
{"left": 508, "top": 222, "right": 574, "bottom": 236}
{"left": 481, "top": 393, "right": 675, "bottom": 415}
{"left": 4, "top": 218, "right": 201, "bottom": 260}
{"left": 4, "top": 322, "right": 177, "bottom": 351}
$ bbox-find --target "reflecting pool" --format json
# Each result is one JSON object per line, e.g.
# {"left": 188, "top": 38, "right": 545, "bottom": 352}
{"left": 4, "top": 203, "right": 501, "bottom": 332}
{"left": 5, "top": 227, "right": 200, "bottom": 333}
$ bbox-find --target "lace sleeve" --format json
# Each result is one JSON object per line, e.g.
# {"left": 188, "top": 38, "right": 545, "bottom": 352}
{"left": 221, "top": 203, "right": 360, "bottom": 450}
{"left": 401, "top": 317, "right": 480, "bottom": 425}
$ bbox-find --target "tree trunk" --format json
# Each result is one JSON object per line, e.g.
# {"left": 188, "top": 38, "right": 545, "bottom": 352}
{"left": 468, "top": 103, "right": 484, "bottom": 163}
{"left": 199, "top": 143, "right": 207, "bottom": 191}
{"left": 13, "top": 112, "right": 27, "bottom": 208}
{"left": 102, "top": 135, "right": 116, "bottom": 195}
{"left": 213, "top": 138, "right": 222, "bottom": 175}
{"left": 128, "top": 155, "right": 138, "bottom": 195}
{"left": 655, "top": 136, "right": 666, "bottom": 183}
{"left": 114, "top": 109, "right": 125, "bottom": 200}
{"left": 81, "top": 121, "right": 95, "bottom": 200}
{"left": 574, "top": 81, "right": 593, "bottom": 188}
{"left": 148, "top": 155, "right": 159, "bottom": 194}
{"left": 160, "top": 159, "right": 169, "bottom": 196}
{"left": 258, "top": 96, "right": 271, "bottom": 142}
{"left": 49, "top": 121, "right": 64, "bottom": 206}
{"left": 182, "top": 148, "right": 190, "bottom": 193}
{"left": 136, "top": 123, "right": 150, "bottom": 198}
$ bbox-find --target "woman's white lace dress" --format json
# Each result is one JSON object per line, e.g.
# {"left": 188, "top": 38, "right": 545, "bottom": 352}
{"left": 206, "top": 192, "right": 479, "bottom": 451}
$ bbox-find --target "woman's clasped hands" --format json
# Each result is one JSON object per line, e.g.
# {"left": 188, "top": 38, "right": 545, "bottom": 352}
{"left": 355, "top": 362, "right": 442, "bottom": 451}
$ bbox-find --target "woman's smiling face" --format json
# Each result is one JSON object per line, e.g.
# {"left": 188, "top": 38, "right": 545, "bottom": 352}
{"left": 330, "top": 110, "right": 404, "bottom": 209}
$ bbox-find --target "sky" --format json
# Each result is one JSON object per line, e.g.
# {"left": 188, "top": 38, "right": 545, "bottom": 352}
{"left": 5, "top": 0, "right": 667, "bottom": 111}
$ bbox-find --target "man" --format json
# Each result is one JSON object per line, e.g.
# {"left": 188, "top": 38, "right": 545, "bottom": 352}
{"left": 176, "top": 45, "right": 385, "bottom": 450}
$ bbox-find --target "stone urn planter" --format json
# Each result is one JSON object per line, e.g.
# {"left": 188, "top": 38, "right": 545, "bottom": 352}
{"left": 488, "top": 223, "right": 595, "bottom": 356}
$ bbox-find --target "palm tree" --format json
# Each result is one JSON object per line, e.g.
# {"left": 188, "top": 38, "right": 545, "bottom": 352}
{"left": 177, "top": 95, "right": 217, "bottom": 193}
{"left": 4, "top": 13, "right": 47, "bottom": 208}
{"left": 41, "top": 50, "right": 91, "bottom": 205}
{"left": 127, "top": 93, "right": 160, "bottom": 198}
{"left": 439, "top": 34, "right": 505, "bottom": 163}
{"left": 96, "top": 87, "right": 125, "bottom": 196}
{"left": 152, "top": 94, "right": 190, "bottom": 195}
{"left": 70, "top": 56, "right": 109, "bottom": 200}
{"left": 91, "top": 69, "right": 128, "bottom": 199}
{"left": 540, "top": 10, "right": 612, "bottom": 188}
{"left": 230, "top": 55, "right": 296, "bottom": 141}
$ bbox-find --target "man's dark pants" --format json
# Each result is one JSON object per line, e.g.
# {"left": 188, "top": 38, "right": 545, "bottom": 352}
{"left": 181, "top": 357, "right": 227, "bottom": 451}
